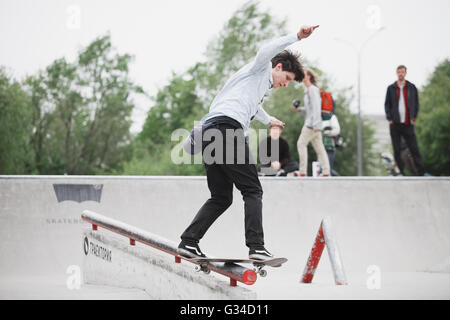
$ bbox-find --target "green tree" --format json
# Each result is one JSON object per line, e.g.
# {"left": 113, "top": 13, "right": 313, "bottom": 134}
{"left": 128, "top": 66, "right": 206, "bottom": 176}
{"left": 23, "top": 34, "right": 144, "bottom": 175}
{"left": 36, "top": 58, "right": 82, "bottom": 173}
{"left": 0, "top": 68, "right": 34, "bottom": 174}
{"left": 73, "top": 34, "right": 143, "bottom": 174}
{"left": 416, "top": 59, "right": 450, "bottom": 175}
{"left": 25, "top": 72, "right": 56, "bottom": 174}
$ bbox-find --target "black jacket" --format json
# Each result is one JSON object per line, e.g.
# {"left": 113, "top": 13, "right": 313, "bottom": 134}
{"left": 384, "top": 80, "right": 419, "bottom": 123}
{"left": 258, "top": 136, "right": 291, "bottom": 167}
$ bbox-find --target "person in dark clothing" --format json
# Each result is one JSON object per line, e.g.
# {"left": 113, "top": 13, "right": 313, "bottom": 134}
{"left": 258, "top": 124, "right": 299, "bottom": 176}
{"left": 384, "top": 65, "right": 425, "bottom": 176}
{"left": 321, "top": 113, "right": 341, "bottom": 176}
{"left": 178, "top": 26, "right": 319, "bottom": 260}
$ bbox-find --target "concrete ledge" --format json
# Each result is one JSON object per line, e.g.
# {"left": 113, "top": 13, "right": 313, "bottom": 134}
{"left": 83, "top": 228, "right": 257, "bottom": 300}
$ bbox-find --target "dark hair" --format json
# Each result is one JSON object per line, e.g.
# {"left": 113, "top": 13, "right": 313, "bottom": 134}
{"left": 397, "top": 65, "right": 407, "bottom": 71}
{"left": 271, "top": 50, "right": 304, "bottom": 82}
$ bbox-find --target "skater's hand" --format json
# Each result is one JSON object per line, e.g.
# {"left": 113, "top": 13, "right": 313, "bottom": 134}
{"left": 411, "top": 119, "right": 416, "bottom": 125}
{"left": 389, "top": 120, "right": 394, "bottom": 125}
{"left": 271, "top": 161, "right": 281, "bottom": 171}
{"left": 297, "top": 25, "right": 319, "bottom": 40}
{"left": 269, "top": 117, "right": 285, "bottom": 129}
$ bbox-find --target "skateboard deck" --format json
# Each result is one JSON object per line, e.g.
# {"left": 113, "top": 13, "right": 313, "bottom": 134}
{"left": 189, "top": 257, "right": 287, "bottom": 277}
{"left": 191, "top": 257, "right": 287, "bottom": 267}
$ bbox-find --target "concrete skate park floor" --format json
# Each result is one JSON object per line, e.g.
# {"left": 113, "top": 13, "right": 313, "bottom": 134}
{"left": 1, "top": 176, "right": 449, "bottom": 300}
{"left": 1, "top": 271, "right": 449, "bottom": 300}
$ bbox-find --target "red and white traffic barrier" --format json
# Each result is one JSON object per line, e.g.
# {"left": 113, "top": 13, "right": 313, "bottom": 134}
{"left": 301, "top": 216, "right": 347, "bottom": 285}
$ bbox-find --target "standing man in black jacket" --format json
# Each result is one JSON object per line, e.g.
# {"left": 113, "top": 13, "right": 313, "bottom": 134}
{"left": 384, "top": 65, "right": 425, "bottom": 176}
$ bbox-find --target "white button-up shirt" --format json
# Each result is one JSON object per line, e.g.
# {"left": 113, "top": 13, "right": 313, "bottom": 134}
{"left": 398, "top": 83, "right": 406, "bottom": 123}
{"left": 202, "top": 33, "right": 300, "bottom": 136}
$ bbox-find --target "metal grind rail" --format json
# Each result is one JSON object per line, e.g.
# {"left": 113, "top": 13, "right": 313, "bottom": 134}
{"left": 81, "top": 210, "right": 257, "bottom": 286}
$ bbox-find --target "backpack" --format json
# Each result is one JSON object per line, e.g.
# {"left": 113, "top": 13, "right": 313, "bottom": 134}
{"left": 320, "top": 88, "right": 335, "bottom": 120}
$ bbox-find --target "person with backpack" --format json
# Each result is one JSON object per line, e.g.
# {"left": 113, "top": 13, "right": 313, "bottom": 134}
{"left": 292, "top": 68, "right": 330, "bottom": 176}
{"left": 322, "top": 112, "right": 341, "bottom": 176}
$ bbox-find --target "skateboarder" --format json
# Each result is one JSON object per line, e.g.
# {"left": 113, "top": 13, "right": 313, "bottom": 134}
{"left": 178, "top": 25, "right": 319, "bottom": 260}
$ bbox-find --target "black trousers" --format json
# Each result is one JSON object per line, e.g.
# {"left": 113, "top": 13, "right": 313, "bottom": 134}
{"left": 389, "top": 123, "right": 425, "bottom": 176}
{"left": 281, "top": 161, "right": 299, "bottom": 174}
{"left": 326, "top": 149, "right": 340, "bottom": 176}
{"left": 180, "top": 118, "right": 265, "bottom": 249}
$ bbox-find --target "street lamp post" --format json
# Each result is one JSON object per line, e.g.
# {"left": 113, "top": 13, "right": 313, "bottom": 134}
{"left": 334, "top": 26, "right": 385, "bottom": 176}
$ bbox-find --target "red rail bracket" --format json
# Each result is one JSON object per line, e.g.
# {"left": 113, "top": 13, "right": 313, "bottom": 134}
{"left": 81, "top": 210, "right": 258, "bottom": 287}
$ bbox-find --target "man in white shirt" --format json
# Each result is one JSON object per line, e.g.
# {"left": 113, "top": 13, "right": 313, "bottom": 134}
{"left": 178, "top": 25, "right": 319, "bottom": 260}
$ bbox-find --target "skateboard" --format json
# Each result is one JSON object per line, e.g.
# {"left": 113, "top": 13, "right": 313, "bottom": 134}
{"left": 190, "top": 257, "right": 288, "bottom": 277}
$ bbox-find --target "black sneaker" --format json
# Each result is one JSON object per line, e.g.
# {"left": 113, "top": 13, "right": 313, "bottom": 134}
{"left": 249, "top": 247, "right": 274, "bottom": 260}
{"left": 177, "top": 241, "right": 206, "bottom": 258}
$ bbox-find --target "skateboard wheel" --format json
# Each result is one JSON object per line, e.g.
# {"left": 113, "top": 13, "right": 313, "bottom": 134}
{"left": 259, "top": 269, "right": 267, "bottom": 277}
{"left": 203, "top": 268, "right": 211, "bottom": 274}
{"left": 194, "top": 265, "right": 202, "bottom": 272}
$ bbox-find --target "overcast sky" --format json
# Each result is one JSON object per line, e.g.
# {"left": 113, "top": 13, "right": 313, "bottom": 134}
{"left": 1, "top": 0, "right": 449, "bottom": 133}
